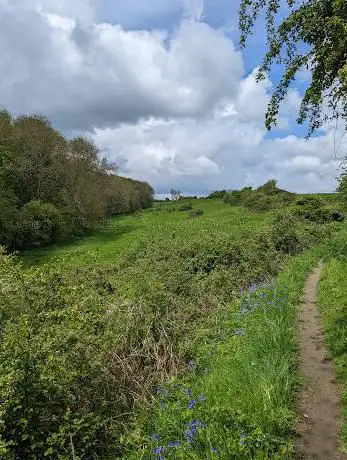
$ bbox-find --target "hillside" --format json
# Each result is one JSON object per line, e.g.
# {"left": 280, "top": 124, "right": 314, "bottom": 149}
{"left": 0, "top": 193, "right": 344, "bottom": 459}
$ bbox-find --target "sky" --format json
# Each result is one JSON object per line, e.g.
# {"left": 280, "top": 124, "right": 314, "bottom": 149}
{"left": 0, "top": 0, "right": 345, "bottom": 195}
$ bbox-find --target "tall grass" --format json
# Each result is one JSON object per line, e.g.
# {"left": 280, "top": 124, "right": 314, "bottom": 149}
{"left": 318, "top": 248, "right": 347, "bottom": 451}
{"left": 123, "top": 249, "right": 322, "bottom": 459}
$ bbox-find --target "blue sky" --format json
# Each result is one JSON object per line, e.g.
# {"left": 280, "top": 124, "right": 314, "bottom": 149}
{"left": 0, "top": 0, "right": 342, "bottom": 194}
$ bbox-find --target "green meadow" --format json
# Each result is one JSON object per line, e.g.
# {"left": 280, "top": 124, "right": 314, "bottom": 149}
{"left": 19, "top": 199, "right": 265, "bottom": 268}
{"left": 0, "top": 194, "right": 345, "bottom": 459}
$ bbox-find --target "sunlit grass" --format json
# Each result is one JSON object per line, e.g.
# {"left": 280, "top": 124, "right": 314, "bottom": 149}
{"left": 123, "top": 249, "right": 322, "bottom": 459}
{"left": 19, "top": 200, "right": 265, "bottom": 268}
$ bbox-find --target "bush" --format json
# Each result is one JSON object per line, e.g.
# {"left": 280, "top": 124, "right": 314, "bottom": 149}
{"left": 292, "top": 204, "right": 344, "bottom": 224}
{"left": 268, "top": 211, "right": 304, "bottom": 254}
{"left": 189, "top": 209, "right": 204, "bottom": 218}
{"left": 296, "top": 196, "right": 324, "bottom": 208}
{"left": 207, "top": 190, "right": 226, "bottom": 199}
{"left": 19, "top": 201, "right": 65, "bottom": 248}
{"left": 179, "top": 203, "right": 193, "bottom": 211}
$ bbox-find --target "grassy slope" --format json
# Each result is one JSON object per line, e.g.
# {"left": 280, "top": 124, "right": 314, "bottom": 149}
{"left": 123, "top": 249, "right": 322, "bottom": 459}
{"left": 318, "top": 241, "right": 347, "bottom": 451}
{"left": 19, "top": 200, "right": 265, "bottom": 268}
{"left": 13, "top": 199, "right": 330, "bottom": 459}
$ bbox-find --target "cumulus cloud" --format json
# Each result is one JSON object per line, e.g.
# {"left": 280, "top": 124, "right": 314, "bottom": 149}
{"left": 0, "top": 1, "right": 243, "bottom": 131}
{"left": 92, "top": 78, "right": 340, "bottom": 194}
{"left": 0, "top": 0, "right": 340, "bottom": 194}
{"left": 183, "top": 0, "right": 204, "bottom": 21}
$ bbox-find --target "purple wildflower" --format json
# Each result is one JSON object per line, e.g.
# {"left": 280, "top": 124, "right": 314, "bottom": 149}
{"left": 155, "top": 387, "right": 168, "bottom": 397}
{"left": 151, "top": 433, "right": 161, "bottom": 442}
{"left": 167, "top": 440, "right": 180, "bottom": 448}
{"left": 153, "top": 446, "right": 164, "bottom": 454}
{"left": 211, "top": 447, "right": 218, "bottom": 453}
{"left": 248, "top": 284, "right": 258, "bottom": 292}
{"left": 187, "top": 399, "right": 198, "bottom": 409}
{"left": 187, "top": 388, "right": 192, "bottom": 397}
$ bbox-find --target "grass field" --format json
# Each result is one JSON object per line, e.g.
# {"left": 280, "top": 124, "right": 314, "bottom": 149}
{"left": 0, "top": 198, "right": 340, "bottom": 459}
{"left": 19, "top": 199, "right": 265, "bottom": 268}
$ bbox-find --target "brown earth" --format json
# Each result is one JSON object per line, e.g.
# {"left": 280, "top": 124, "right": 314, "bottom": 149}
{"left": 295, "top": 262, "right": 346, "bottom": 459}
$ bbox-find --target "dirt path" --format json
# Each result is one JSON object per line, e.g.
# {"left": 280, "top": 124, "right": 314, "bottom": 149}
{"left": 295, "top": 262, "right": 346, "bottom": 459}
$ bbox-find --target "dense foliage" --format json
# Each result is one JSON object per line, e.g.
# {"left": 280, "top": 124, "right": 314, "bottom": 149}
{"left": 222, "top": 180, "right": 345, "bottom": 224}
{"left": 239, "top": 0, "right": 347, "bottom": 134}
{"left": 224, "top": 180, "right": 295, "bottom": 211}
{"left": 0, "top": 198, "right": 339, "bottom": 459}
{"left": 0, "top": 110, "right": 153, "bottom": 251}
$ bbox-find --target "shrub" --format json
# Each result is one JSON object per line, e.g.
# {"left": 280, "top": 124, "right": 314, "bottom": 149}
{"left": 296, "top": 196, "right": 324, "bottom": 208}
{"left": 19, "top": 201, "right": 65, "bottom": 248}
{"left": 179, "top": 203, "right": 193, "bottom": 211}
{"left": 189, "top": 209, "right": 204, "bottom": 218}
{"left": 292, "top": 204, "right": 344, "bottom": 224}
{"left": 268, "top": 211, "right": 303, "bottom": 254}
{"left": 207, "top": 190, "right": 226, "bottom": 199}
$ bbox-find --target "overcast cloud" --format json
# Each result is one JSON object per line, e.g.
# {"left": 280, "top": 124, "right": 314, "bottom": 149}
{"left": 0, "top": 0, "right": 342, "bottom": 194}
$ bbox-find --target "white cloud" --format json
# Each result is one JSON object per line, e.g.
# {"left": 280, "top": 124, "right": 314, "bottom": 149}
{"left": 92, "top": 98, "right": 341, "bottom": 194}
{"left": 0, "top": 0, "right": 340, "bottom": 194}
{"left": 0, "top": 1, "right": 243, "bottom": 131}
{"left": 183, "top": 0, "right": 204, "bottom": 21}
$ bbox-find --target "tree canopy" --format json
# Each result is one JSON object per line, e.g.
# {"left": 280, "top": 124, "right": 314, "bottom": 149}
{"left": 239, "top": 0, "right": 347, "bottom": 135}
{"left": 0, "top": 109, "right": 154, "bottom": 251}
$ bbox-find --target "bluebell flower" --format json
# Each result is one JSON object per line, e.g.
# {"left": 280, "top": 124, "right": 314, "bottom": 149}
{"left": 155, "top": 387, "right": 168, "bottom": 397}
{"left": 189, "top": 420, "right": 200, "bottom": 426}
{"left": 211, "top": 447, "right": 218, "bottom": 453}
{"left": 185, "top": 428, "right": 195, "bottom": 444}
{"left": 167, "top": 440, "right": 180, "bottom": 448}
{"left": 248, "top": 284, "right": 258, "bottom": 292}
{"left": 153, "top": 445, "right": 164, "bottom": 454}
{"left": 151, "top": 433, "right": 161, "bottom": 442}
{"left": 187, "top": 388, "right": 192, "bottom": 397}
{"left": 187, "top": 399, "right": 198, "bottom": 409}
{"left": 198, "top": 393, "right": 206, "bottom": 402}
{"left": 188, "top": 419, "right": 206, "bottom": 428}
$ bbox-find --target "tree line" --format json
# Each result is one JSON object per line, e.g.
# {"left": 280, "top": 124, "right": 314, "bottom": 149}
{"left": 0, "top": 110, "right": 154, "bottom": 251}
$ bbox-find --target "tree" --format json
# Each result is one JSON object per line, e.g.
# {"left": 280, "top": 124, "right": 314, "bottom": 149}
{"left": 170, "top": 189, "right": 181, "bottom": 201}
{"left": 239, "top": 0, "right": 347, "bottom": 135}
{"left": 0, "top": 110, "right": 154, "bottom": 251}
